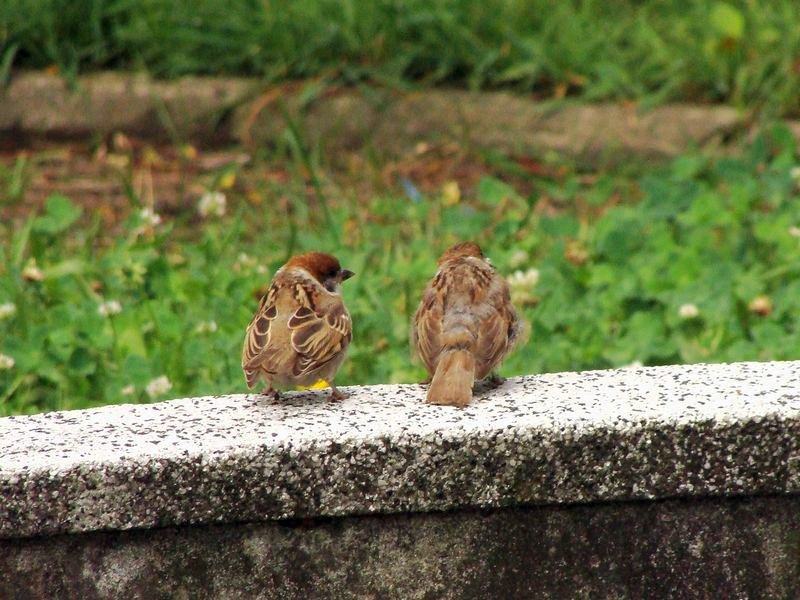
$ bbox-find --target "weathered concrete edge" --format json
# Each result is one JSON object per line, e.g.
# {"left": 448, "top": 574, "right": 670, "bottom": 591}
{"left": 3, "top": 494, "right": 799, "bottom": 599}
{"left": 2, "top": 71, "right": 794, "bottom": 164}
{"left": 3, "top": 414, "right": 799, "bottom": 541}
{"left": 2, "top": 361, "right": 800, "bottom": 540}
{"left": 0, "top": 71, "right": 257, "bottom": 145}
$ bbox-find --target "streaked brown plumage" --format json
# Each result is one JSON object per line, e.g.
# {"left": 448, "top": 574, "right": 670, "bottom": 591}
{"left": 242, "top": 252, "right": 354, "bottom": 400}
{"left": 412, "top": 242, "right": 522, "bottom": 407}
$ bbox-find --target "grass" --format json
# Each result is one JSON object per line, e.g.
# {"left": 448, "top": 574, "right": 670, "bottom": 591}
{"left": 1, "top": 125, "right": 800, "bottom": 415}
{"left": 2, "top": 0, "right": 800, "bottom": 116}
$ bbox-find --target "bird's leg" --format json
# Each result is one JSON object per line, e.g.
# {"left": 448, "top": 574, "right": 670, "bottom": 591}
{"left": 328, "top": 382, "right": 346, "bottom": 401}
{"left": 260, "top": 385, "right": 280, "bottom": 400}
{"left": 486, "top": 372, "right": 506, "bottom": 388}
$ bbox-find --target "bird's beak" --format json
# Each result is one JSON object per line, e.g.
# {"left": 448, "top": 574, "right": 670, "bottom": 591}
{"left": 340, "top": 269, "right": 355, "bottom": 281}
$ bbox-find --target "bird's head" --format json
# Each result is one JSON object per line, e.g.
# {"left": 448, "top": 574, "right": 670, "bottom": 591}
{"left": 438, "top": 241, "right": 485, "bottom": 265}
{"left": 287, "top": 252, "right": 355, "bottom": 293}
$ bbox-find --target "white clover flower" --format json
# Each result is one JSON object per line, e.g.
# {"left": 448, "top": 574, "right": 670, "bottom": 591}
{"left": 678, "top": 303, "right": 700, "bottom": 319}
{"left": 0, "top": 353, "right": 15, "bottom": 370}
{"left": 98, "top": 300, "right": 122, "bottom": 317}
{"left": 508, "top": 250, "right": 529, "bottom": 269}
{"left": 132, "top": 207, "right": 162, "bottom": 238}
{"left": 621, "top": 360, "right": 643, "bottom": 370}
{"left": 507, "top": 268, "right": 540, "bottom": 304}
{"left": 789, "top": 226, "right": 800, "bottom": 238}
{"left": 22, "top": 260, "right": 44, "bottom": 282}
{"left": 121, "top": 384, "right": 136, "bottom": 396}
{"left": 507, "top": 268, "right": 540, "bottom": 289}
{"left": 195, "top": 320, "right": 218, "bottom": 334}
{"left": 145, "top": 375, "right": 172, "bottom": 399}
{"left": 140, "top": 207, "right": 162, "bottom": 227}
{"left": 0, "top": 303, "right": 16, "bottom": 320}
{"left": 234, "top": 252, "right": 257, "bottom": 272}
{"left": 198, "top": 191, "right": 227, "bottom": 218}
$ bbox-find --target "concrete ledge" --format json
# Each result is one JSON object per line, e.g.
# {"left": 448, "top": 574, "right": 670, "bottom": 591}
{"left": 2, "top": 361, "right": 800, "bottom": 539}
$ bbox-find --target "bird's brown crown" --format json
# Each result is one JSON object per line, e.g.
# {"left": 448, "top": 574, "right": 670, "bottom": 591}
{"left": 438, "top": 241, "right": 484, "bottom": 265}
{"left": 286, "top": 252, "right": 342, "bottom": 282}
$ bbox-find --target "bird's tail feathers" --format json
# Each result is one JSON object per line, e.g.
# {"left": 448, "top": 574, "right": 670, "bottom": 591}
{"left": 426, "top": 348, "right": 475, "bottom": 407}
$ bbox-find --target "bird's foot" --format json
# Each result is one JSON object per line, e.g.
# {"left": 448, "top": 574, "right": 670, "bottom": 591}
{"left": 329, "top": 385, "right": 346, "bottom": 401}
{"left": 260, "top": 386, "right": 280, "bottom": 400}
{"left": 486, "top": 373, "right": 506, "bottom": 388}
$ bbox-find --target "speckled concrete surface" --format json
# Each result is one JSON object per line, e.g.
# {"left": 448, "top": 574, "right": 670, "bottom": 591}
{"left": 2, "top": 361, "right": 800, "bottom": 539}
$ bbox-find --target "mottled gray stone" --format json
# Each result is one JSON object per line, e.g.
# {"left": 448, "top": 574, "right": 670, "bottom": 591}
{"left": 2, "top": 495, "right": 799, "bottom": 599}
{"left": 0, "top": 71, "right": 749, "bottom": 166}
{"left": 236, "top": 89, "right": 742, "bottom": 166}
{"left": 0, "top": 71, "right": 254, "bottom": 141}
{"left": 2, "top": 361, "right": 800, "bottom": 539}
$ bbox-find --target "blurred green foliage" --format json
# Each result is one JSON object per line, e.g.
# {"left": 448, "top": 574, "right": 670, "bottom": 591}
{"left": 2, "top": 0, "right": 800, "bottom": 114}
{"left": 1, "top": 126, "right": 799, "bottom": 415}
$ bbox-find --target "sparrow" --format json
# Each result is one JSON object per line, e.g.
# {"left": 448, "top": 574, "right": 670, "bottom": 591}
{"left": 412, "top": 242, "right": 522, "bottom": 407}
{"left": 242, "top": 252, "right": 354, "bottom": 400}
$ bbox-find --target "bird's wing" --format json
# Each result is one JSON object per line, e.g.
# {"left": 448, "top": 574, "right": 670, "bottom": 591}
{"left": 288, "top": 291, "right": 352, "bottom": 378}
{"left": 242, "top": 283, "right": 279, "bottom": 388}
{"left": 412, "top": 278, "right": 444, "bottom": 374}
{"left": 475, "top": 280, "right": 518, "bottom": 378}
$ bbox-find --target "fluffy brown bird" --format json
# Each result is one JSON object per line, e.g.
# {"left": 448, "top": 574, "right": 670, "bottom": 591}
{"left": 412, "top": 242, "right": 522, "bottom": 407}
{"left": 242, "top": 252, "right": 354, "bottom": 400}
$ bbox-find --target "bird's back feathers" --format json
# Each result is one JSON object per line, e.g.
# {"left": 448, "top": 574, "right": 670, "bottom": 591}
{"left": 413, "top": 249, "right": 521, "bottom": 406}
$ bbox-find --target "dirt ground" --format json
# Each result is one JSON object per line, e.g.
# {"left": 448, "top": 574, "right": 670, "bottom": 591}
{"left": 0, "top": 134, "right": 573, "bottom": 230}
